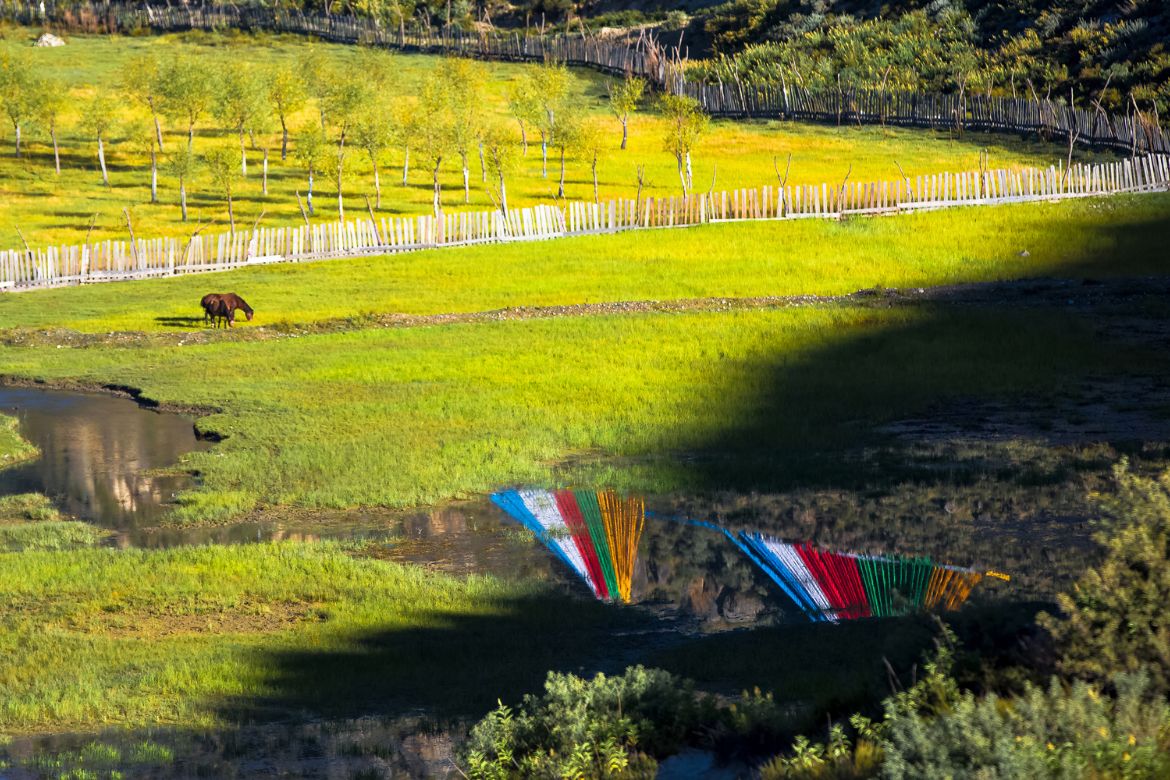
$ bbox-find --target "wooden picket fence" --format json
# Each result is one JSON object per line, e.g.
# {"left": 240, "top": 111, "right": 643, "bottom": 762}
{"left": 3, "top": 154, "right": 1167, "bottom": 291}
{"left": 5, "top": 1, "right": 1168, "bottom": 155}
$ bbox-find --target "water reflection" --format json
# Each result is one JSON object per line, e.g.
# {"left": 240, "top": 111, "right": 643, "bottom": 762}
{"left": 0, "top": 386, "right": 210, "bottom": 529}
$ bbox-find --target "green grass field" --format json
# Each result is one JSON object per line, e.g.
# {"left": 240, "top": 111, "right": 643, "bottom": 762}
{"left": 0, "top": 26, "right": 1113, "bottom": 249}
{"left": 2, "top": 194, "right": 1165, "bottom": 333}
{"left": 0, "top": 413, "right": 37, "bottom": 467}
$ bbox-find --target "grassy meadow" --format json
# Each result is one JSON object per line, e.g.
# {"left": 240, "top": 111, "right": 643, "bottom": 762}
{"left": 1, "top": 194, "right": 1166, "bottom": 333}
{"left": 0, "top": 25, "right": 1115, "bottom": 249}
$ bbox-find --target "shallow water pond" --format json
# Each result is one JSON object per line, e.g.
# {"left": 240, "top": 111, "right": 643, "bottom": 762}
{"left": 0, "top": 385, "right": 210, "bottom": 528}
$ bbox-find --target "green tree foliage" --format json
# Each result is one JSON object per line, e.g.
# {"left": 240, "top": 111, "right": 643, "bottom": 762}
{"left": 213, "top": 63, "right": 269, "bottom": 178}
{"left": 464, "top": 666, "right": 714, "bottom": 779}
{"left": 158, "top": 56, "right": 215, "bottom": 152}
{"left": 164, "top": 146, "right": 196, "bottom": 222}
{"left": 607, "top": 75, "right": 645, "bottom": 150}
{"left": 352, "top": 109, "right": 394, "bottom": 209}
{"left": 414, "top": 70, "right": 455, "bottom": 217}
{"left": 438, "top": 57, "right": 487, "bottom": 204}
{"left": 33, "top": 78, "right": 66, "bottom": 175}
{"left": 659, "top": 94, "right": 707, "bottom": 194}
{"left": 1040, "top": 463, "right": 1170, "bottom": 695}
{"left": 119, "top": 53, "right": 164, "bottom": 152}
{"left": 203, "top": 145, "right": 242, "bottom": 233}
{"left": 292, "top": 123, "right": 328, "bottom": 216}
{"left": 79, "top": 95, "right": 118, "bottom": 187}
{"left": 480, "top": 121, "right": 517, "bottom": 214}
{"left": 266, "top": 63, "right": 305, "bottom": 162}
{"left": 0, "top": 46, "right": 38, "bottom": 158}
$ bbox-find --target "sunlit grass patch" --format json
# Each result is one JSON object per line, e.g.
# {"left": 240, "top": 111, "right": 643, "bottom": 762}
{"left": 0, "top": 414, "right": 37, "bottom": 468}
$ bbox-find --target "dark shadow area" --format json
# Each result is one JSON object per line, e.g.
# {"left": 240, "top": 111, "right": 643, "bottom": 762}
{"left": 154, "top": 315, "right": 207, "bottom": 329}
{"left": 675, "top": 209, "right": 1170, "bottom": 496}
{"left": 215, "top": 591, "right": 640, "bottom": 724}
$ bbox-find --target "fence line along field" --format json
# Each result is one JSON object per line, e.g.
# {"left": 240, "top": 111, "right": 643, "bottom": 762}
{"left": 0, "top": 24, "right": 1126, "bottom": 250}
{"left": 3, "top": 153, "right": 1166, "bottom": 290}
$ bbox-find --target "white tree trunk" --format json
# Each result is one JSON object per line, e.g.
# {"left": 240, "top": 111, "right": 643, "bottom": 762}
{"left": 13, "top": 123, "right": 21, "bottom": 157}
{"left": 262, "top": 149, "right": 269, "bottom": 196}
{"left": 540, "top": 133, "right": 548, "bottom": 178}
{"left": 498, "top": 171, "right": 508, "bottom": 214}
{"left": 150, "top": 150, "right": 158, "bottom": 203}
{"left": 402, "top": 147, "right": 410, "bottom": 185}
{"left": 97, "top": 136, "right": 109, "bottom": 187}
{"left": 685, "top": 151, "right": 693, "bottom": 192}
{"left": 461, "top": 151, "right": 470, "bottom": 204}
{"left": 51, "top": 127, "right": 60, "bottom": 175}
{"left": 240, "top": 132, "right": 248, "bottom": 176}
{"left": 180, "top": 180, "right": 188, "bottom": 221}
{"left": 478, "top": 141, "right": 486, "bottom": 182}
{"left": 373, "top": 163, "right": 381, "bottom": 209}
{"left": 308, "top": 171, "right": 315, "bottom": 215}
{"left": 154, "top": 113, "right": 164, "bottom": 151}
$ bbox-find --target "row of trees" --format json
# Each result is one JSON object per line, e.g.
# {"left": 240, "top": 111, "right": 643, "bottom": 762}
{"left": 1, "top": 44, "right": 712, "bottom": 232}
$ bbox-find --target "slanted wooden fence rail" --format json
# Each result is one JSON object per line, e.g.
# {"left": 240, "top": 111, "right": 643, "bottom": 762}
{"left": 3, "top": 154, "right": 1167, "bottom": 291}
{"left": 4, "top": 1, "right": 1167, "bottom": 155}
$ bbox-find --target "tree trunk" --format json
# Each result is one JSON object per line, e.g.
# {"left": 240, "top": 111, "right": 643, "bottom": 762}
{"left": 150, "top": 148, "right": 158, "bottom": 203}
{"left": 187, "top": 122, "right": 195, "bottom": 153}
{"left": 461, "top": 151, "right": 470, "bottom": 204}
{"left": 262, "top": 148, "right": 269, "bottom": 196}
{"left": 227, "top": 192, "right": 235, "bottom": 234}
{"left": 13, "top": 122, "right": 21, "bottom": 157}
{"left": 685, "top": 151, "right": 693, "bottom": 192}
{"left": 308, "top": 170, "right": 315, "bottom": 215}
{"left": 336, "top": 138, "right": 345, "bottom": 222}
{"left": 153, "top": 112, "right": 164, "bottom": 151}
{"left": 280, "top": 116, "right": 289, "bottom": 161}
{"left": 432, "top": 158, "right": 442, "bottom": 218}
{"left": 540, "top": 132, "right": 548, "bottom": 178}
{"left": 557, "top": 146, "right": 565, "bottom": 198}
{"left": 373, "top": 161, "right": 381, "bottom": 209}
{"left": 51, "top": 125, "right": 60, "bottom": 175}
{"left": 620, "top": 117, "right": 628, "bottom": 150}
{"left": 676, "top": 156, "right": 686, "bottom": 194}
{"left": 518, "top": 119, "right": 527, "bottom": 155}
{"left": 239, "top": 130, "right": 248, "bottom": 176}
{"left": 478, "top": 141, "right": 486, "bottom": 183}
{"left": 180, "top": 179, "right": 188, "bottom": 221}
{"left": 498, "top": 170, "right": 508, "bottom": 214}
{"left": 402, "top": 147, "right": 410, "bottom": 185}
{"left": 97, "top": 135, "right": 109, "bottom": 187}
{"left": 592, "top": 155, "right": 598, "bottom": 203}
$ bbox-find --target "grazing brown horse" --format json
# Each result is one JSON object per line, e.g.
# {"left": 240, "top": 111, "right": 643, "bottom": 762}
{"left": 200, "top": 293, "right": 254, "bottom": 328}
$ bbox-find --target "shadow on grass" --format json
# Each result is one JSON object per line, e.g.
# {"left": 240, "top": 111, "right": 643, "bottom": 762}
{"left": 675, "top": 209, "right": 1170, "bottom": 495}
{"left": 216, "top": 590, "right": 638, "bottom": 724}
{"left": 155, "top": 315, "right": 207, "bottom": 329}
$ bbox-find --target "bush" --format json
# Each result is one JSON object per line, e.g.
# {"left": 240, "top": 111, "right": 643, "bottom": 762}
{"left": 1039, "top": 463, "right": 1170, "bottom": 695}
{"left": 463, "top": 666, "right": 716, "bottom": 779}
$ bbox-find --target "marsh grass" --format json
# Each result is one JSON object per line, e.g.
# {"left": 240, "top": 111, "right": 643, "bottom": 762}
{"left": 0, "top": 493, "right": 112, "bottom": 551}
{"left": 0, "top": 413, "right": 37, "bottom": 467}
{"left": 0, "top": 299, "right": 1160, "bottom": 524}
{"left": 0, "top": 26, "right": 1110, "bottom": 248}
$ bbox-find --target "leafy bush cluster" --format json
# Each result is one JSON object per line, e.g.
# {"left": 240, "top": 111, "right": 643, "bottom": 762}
{"left": 687, "top": 0, "right": 1169, "bottom": 117}
{"left": 463, "top": 666, "right": 712, "bottom": 778}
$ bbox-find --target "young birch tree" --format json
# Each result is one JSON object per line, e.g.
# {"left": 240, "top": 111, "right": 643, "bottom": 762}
{"left": 34, "top": 80, "right": 66, "bottom": 175}
{"left": 214, "top": 63, "right": 269, "bottom": 177}
{"left": 204, "top": 145, "right": 242, "bottom": 234}
{"left": 120, "top": 53, "right": 165, "bottom": 151}
{"left": 294, "top": 123, "right": 328, "bottom": 216}
{"left": 131, "top": 119, "right": 159, "bottom": 203}
{"left": 159, "top": 57, "right": 214, "bottom": 153}
{"left": 507, "top": 77, "right": 539, "bottom": 157}
{"left": 533, "top": 64, "right": 569, "bottom": 180}
{"left": 165, "top": 146, "right": 196, "bottom": 222}
{"left": 578, "top": 118, "right": 607, "bottom": 203}
{"left": 549, "top": 106, "right": 582, "bottom": 199}
{"left": 266, "top": 64, "right": 305, "bottom": 162}
{"left": 415, "top": 72, "right": 455, "bottom": 217}
{"left": 607, "top": 75, "right": 644, "bottom": 150}
{"left": 80, "top": 95, "right": 118, "bottom": 187}
{"left": 481, "top": 121, "right": 517, "bottom": 215}
{"left": 0, "top": 49, "right": 36, "bottom": 158}
{"left": 324, "top": 77, "right": 372, "bottom": 222}
{"left": 659, "top": 94, "right": 708, "bottom": 194}
{"left": 441, "top": 58, "right": 486, "bottom": 204}
{"left": 353, "top": 108, "right": 393, "bottom": 209}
